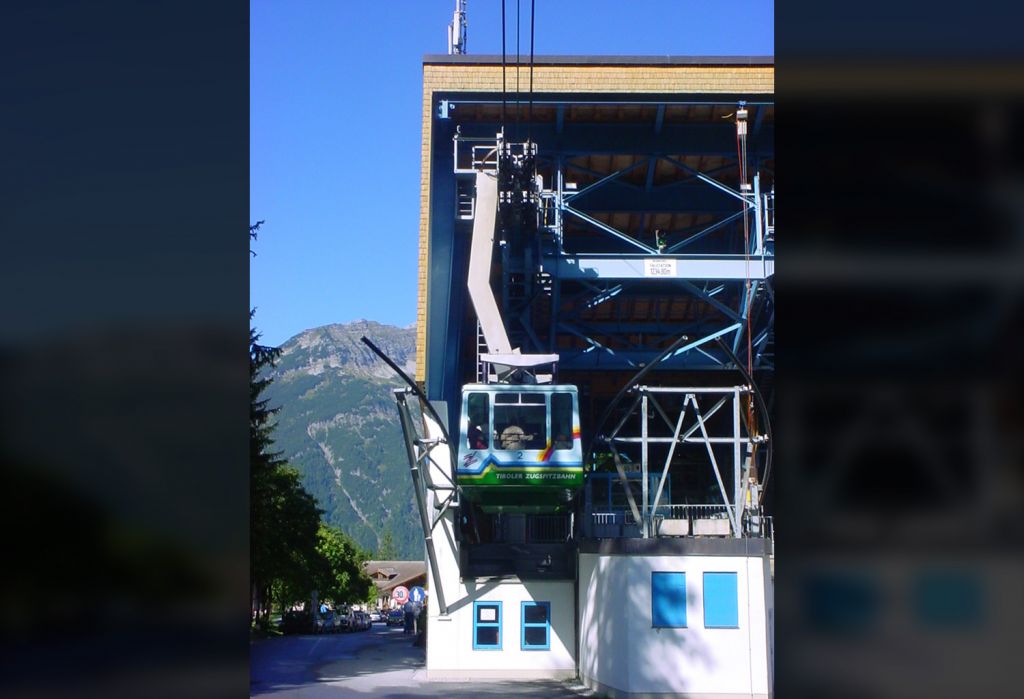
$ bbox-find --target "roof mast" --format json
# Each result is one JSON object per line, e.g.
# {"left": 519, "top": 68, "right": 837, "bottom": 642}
{"left": 447, "top": 0, "right": 467, "bottom": 55}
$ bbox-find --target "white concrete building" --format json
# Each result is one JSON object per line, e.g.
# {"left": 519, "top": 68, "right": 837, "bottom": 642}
{"left": 419, "top": 408, "right": 774, "bottom": 697}
{"left": 578, "top": 539, "right": 773, "bottom": 698}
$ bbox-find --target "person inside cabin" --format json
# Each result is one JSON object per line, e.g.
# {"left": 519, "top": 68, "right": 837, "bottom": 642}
{"left": 467, "top": 396, "right": 489, "bottom": 449}
{"left": 467, "top": 423, "right": 487, "bottom": 449}
{"left": 554, "top": 433, "right": 572, "bottom": 450}
{"left": 523, "top": 416, "right": 546, "bottom": 449}
{"left": 500, "top": 424, "right": 527, "bottom": 450}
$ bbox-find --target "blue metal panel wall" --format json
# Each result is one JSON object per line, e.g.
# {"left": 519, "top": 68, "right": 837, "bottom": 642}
{"left": 425, "top": 118, "right": 459, "bottom": 409}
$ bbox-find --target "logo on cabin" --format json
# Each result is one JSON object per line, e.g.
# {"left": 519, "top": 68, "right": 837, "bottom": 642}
{"left": 463, "top": 453, "right": 479, "bottom": 467}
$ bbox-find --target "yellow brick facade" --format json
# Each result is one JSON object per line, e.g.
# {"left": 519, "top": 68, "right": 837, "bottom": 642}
{"left": 416, "top": 62, "right": 774, "bottom": 382}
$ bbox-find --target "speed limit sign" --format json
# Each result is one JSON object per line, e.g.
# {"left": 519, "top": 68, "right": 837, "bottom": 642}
{"left": 392, "top": 585, "right": 409, "bottom": 604}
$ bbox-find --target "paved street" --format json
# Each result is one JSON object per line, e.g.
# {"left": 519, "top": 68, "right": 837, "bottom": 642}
{"left": 251, "top": 624, "right": 594, "bottom": 698}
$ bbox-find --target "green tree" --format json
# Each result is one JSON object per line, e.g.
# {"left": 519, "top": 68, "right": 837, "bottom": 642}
{"left": 251, "top": 318, "right": 326, "bottom": 623}
{"left": 250, "top": 221, "right": 378, "bottom": 624}
{"left": 250, "top": 222, "right": 325, "bottom": 625}
{"left": 376, "top": 528, "right": 397, "bottom": 560}
{"left": 314, "top": 524, "right": 374, "bottom": 605}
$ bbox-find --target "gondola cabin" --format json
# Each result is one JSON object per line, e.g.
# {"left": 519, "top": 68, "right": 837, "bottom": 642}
{"left": 456, "top": 383, "right": 583, "bottom": 513}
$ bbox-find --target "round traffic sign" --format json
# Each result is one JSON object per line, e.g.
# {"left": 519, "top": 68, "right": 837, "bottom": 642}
{"left": 392, "top": 585, "right": 409, "bottom": 604}
{"left": 409, "top": 586, "right": 426, "bottom": 604}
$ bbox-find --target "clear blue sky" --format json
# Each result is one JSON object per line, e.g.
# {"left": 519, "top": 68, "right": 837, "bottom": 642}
{"left": 250, "top": 0, "right": 773, "bottom": 347}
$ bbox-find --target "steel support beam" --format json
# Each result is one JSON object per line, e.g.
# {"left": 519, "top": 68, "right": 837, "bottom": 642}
{"left": 565, "top": 159, "right": 650, "bottom": 202}
{"left": 541, "top": 255, "right": 774, "bottom": 280}
{"left": 451, "top": 122, "right": 775, "bottom": 158}
{"left": 395, "top": 391, "right": 450, "bottom": 615}
{"left": 557, "top": 321, "right": 638, "bottom": 368}
{"left": 675, "top": 280, "right": 744, "bottom": 323}
{"left": 666, "top": 210, "right": 746, "bottom": 253}
{"left": 568, "top": 181, "right": 743, "bottom": 214}
{"left": 661, "top": 155, "right": 753, "bottom": 204}
{"left": 560, "top": 208, "right": 658, "bottom": 254}
{"left": 665, "top": 324, "right": 743, "bottom": 361}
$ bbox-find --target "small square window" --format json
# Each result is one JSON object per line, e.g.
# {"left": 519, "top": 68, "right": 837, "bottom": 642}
{"left": 521, "top": 601, "right": 551, "bottom": 650}
{"left": 473, "top": 601, "right": 501, "bottom": 650}
{"left": 652, "top": 572, "right": 687, "bottom": 628}
{"left": 475, "top": 625, "right": 499, "bottom": 646}
{"left": 703, "top": 572, "right": 739, "bottom": 628}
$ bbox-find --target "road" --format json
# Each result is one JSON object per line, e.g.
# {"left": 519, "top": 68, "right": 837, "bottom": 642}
{"left": 251, "top": 624, "right": 593, "bottom": 698}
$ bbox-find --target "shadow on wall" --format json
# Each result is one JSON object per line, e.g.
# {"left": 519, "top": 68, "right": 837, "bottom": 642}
{"left": 447, "top": 577, "right": 503, "bottom": 615}
{"left": 520, "top": 579, "right": 578, "bottom": 671}
{"left": 580, "top": 556, "right": 712, "bottom": 694}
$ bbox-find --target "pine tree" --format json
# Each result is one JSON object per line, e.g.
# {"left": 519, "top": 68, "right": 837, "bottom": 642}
{"left": 377, "top": 528, "right": 398, "bottom": 560}
{"left": 249, "top": 221, "right": 374, "bottom": 625}
{"left": 250, "top": 221, "right": 323, "bottom": 624}
{"left": 250, "top": 312, "right": 287, "bottom": 623}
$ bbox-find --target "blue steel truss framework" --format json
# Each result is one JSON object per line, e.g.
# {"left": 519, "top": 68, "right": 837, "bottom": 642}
{"left": 540, "top": 157, "right": 773, "bottom": 373}
{"left": 439, "top": 97, "right": 774, "bottom": 379}
{"left": 425, "top": 93, "right": 775, "bottom": 496}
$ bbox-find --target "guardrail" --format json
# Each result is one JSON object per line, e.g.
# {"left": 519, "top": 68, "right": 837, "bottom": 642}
{"left": 657, "top": 504, "right": 731, "bottom": 520}
{"left": 529, "top": 514, "right": 570, "bottom": 543}
{"left": 586, "top": 505, "right": 774, "bottom": 542}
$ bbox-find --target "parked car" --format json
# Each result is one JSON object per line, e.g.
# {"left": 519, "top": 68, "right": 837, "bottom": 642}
{"left": 356, "top": 611, "right": 371, "bottom": 630}
{"left": 280, "top": 610, "right": 315, "bottom": 635}
{"left": 369, "top": 610, "right": 382, "bottom": 623}
{"left": 325, "top": 611, "right": 344, "bottom": 634}
{"left": 337, "top": 606, "right": 352, "bottom": 632}
{"left": 387, "top": 609, "right": 404, "bottom": 627}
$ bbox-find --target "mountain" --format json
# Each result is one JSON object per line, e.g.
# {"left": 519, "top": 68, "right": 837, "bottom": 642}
{"left": 263, "top": 320, "right": 423, "bottom": 560}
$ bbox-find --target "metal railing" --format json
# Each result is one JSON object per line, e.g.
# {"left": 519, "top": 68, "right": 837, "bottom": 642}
{"left": 586, "top": 505, "right": 774, "bottom": 543}
{"left": 452, "top": 135, "right": 500, "bottom": 173}
{"left": 658, "top": 503, "right": 731, "bottom": 520}
{"left": 588, "top": 511, "right": 642, "bottom": 539}
{"left": 529, "top": 515, "right": 570, "bottom": 543}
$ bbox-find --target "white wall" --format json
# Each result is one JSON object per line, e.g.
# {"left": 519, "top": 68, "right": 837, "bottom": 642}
{"left": 578, "top": 552, "right": 773, "bottom": 698}
{"left": 419, "top": 404, "right": 771, "bottom": 691}
{"left": 421, "top": 408, "right": 576, "bottom": 681}
{"left": 426, "top": 578, "right": 576, "bottom": 680}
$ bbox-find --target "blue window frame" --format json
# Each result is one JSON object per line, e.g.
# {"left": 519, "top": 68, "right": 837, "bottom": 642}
{"left": 473, "top": 601, "right": 502, "bottom": 650}
{"left": 521, "top": 601, "right": 551, "bottom": 650}
{"left": 652, "top": 572, "right": 687, "bottom": 627}
{"left": 703, "top": 572, "right": 739, "bottom": 628}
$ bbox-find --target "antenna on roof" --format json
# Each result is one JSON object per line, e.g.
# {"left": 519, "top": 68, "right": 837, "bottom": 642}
{"left": 447, "top": 0, "right": 467, "bottom": 55}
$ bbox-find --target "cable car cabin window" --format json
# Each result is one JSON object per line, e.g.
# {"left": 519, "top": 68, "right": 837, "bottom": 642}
{"left": 551, "top": 393, "right": 573, "bottom": 450}
{"left": 466, "top": 392, "right": 490, "bottom": 449}
{"left": 494, "top": 393, "right": 547, "bottom": 451}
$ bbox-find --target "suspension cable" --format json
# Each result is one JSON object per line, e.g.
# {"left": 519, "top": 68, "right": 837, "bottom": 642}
{"left": 501, "top": 0, "right": 506, "bottom": 130}
{"left": 528, "top": 0, "right": 535, "bottom": 141}
{"left": 515, "top": 0, "right": 521, "bottom": 141}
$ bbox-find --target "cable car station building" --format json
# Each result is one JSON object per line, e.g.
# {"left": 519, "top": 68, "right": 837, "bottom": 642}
{"left": 405, "top": 54, "right": 774, "bottom": 698}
